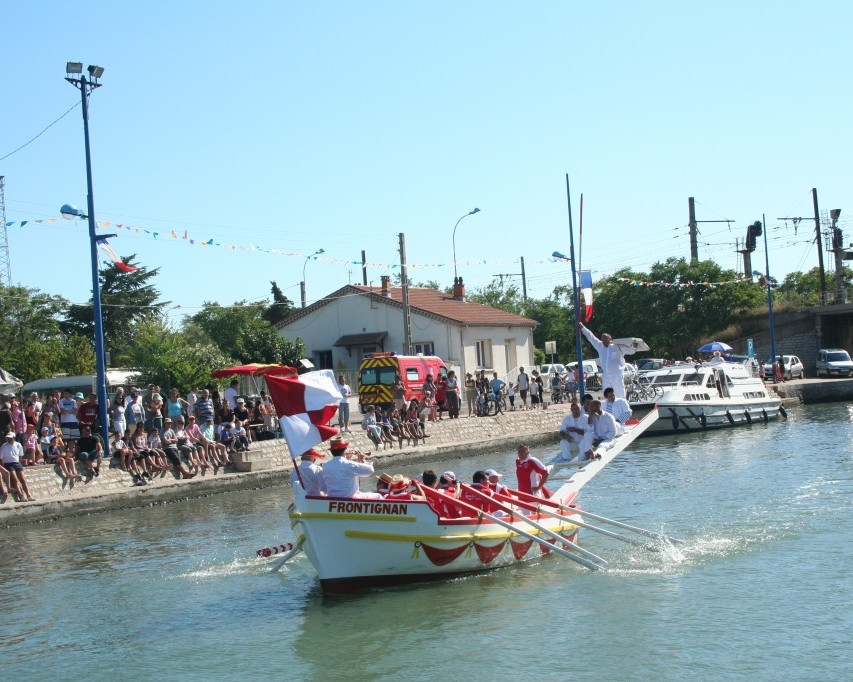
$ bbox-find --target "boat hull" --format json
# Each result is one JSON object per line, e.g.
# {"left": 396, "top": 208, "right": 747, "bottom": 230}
{"left": 635, "top": 398, "right": 784, "bottom": 435}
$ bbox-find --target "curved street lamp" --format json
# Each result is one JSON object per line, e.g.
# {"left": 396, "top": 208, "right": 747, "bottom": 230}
{"left": 452, "top": 208, "right": 481, "bottom": 283}
{"left": 300, "top": 248, "right": 325, "bottom": 308}
{"left": 63, "top": 61, "right": 110, "bottom": 450}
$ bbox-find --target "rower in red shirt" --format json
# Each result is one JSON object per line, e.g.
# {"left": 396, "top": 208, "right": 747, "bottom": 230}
{"left": 459, "top": 471, "right": 499, "bottom": 513}
{"left": 515, "top": 442, "right": 550, "bottom": 497}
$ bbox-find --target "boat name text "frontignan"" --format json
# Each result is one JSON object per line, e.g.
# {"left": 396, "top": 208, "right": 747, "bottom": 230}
{"left": 327, "top": 501, "right": 409, "bottom": 515}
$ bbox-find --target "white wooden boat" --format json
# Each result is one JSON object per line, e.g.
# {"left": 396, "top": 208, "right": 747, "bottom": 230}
{"left": 631, "top": 361, "right": 785, "bottom": 435}
{"left": 287, "top": 410, "right": 657, "bottom": 593}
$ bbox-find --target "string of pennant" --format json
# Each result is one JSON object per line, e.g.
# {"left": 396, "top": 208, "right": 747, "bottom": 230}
{"left": 3, "top": 219, "right": 560, "bottom": 270}
{"left": 615, "top": 276, "right": 750, "bottom": 288}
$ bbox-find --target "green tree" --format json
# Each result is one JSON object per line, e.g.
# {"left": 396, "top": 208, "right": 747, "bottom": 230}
{"left": 777, "top": 266, "right": 853, "bottom": 306}
{"left": 128, "top": 318, "right": 234, "bottom": 392}
{"left": 590, "top": 258, "right": 765, "bottom": 359}
{"left": 61, "top": 256, "right": 167, "bottom": 366}
{"left": 262, "top": 280, "right": 296, "bottom": 325}
{"left": 0, "top": 285, "right": 95, "bottom": 382}
{"left": 468, "top": 278, "right": 524, "bottom": 315}
{"left": 185, "top": 301, "right": 305, "bottom": 366}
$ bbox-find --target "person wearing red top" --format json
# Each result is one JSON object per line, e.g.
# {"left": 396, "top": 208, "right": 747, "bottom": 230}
{"left": 515, "top": 443, "right": 549, "bottom": 497}
{"left": 459, "top": 471, "right": 499, "bottom": 514}
{"left": 77, "top": 394, "right": 100, "bottom": 429}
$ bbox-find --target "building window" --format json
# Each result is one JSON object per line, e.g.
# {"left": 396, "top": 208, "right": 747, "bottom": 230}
{"left": 475, "top": 340, "right": 493, "bottom": 369}
{"left": 413, "top": 342, "right": 434, "bottom": 356}
{"left": 314, "top": 350, "right": 333, "bottom": 370}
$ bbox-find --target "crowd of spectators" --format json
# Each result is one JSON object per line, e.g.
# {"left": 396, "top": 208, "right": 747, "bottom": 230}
{"left": 0, "top": 381, "right": 278, "bottom": 497}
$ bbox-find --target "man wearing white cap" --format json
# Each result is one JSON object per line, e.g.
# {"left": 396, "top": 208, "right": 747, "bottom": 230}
{"left": 1, "top": 431, "right": 34, "bottom": 501}
{"left": 290, "top": 448, "right": 327, "bottom": 497}
{"left": 485, "top": 469, "right": 509, "bottom": 496}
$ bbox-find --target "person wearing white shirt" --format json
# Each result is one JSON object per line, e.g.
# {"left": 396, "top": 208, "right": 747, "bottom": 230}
{"left": 223, "top": 380, "right": 240, "bottom": 410}
{"left": 602, "top": 387, "right": 632, "bottom": 434}
{"left": 289, "top": 448, "right": 327, "bottom": 496}
{"left": 322, "top": 436, "right": 381, "bottom": 499}
{"left": 581, "top": 400, "right": 618, "bottom": 460}
{"left": 1, "top": 431, "right": 34, "bottom": 501}
{"left": 558, "top": 401, "right": 589, "bottom": 461}
{"left": 337, "top": 375, "right": 352, "bottom": 433}
{"left": 580, "top": 323, "right": 627, "bottom": 400}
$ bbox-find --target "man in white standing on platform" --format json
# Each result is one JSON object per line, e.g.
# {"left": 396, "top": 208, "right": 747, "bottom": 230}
{"left": 580, "top": 323, "right": 627, "bottom": 400}
{"left": 223, "top": 379, "right": 240, "bottom": 410}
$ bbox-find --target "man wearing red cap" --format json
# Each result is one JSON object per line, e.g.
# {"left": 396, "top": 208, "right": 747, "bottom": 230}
{"left": 290, "top": 448, "right": 327, "bottom": 496}
{"left": 322, "top": 435, "right": 381, "bottom": 499}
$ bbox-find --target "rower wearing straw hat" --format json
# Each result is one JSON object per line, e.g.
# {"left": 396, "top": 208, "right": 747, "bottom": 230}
{"left": 323, "top": 435, "right": 381, "bottom": 499}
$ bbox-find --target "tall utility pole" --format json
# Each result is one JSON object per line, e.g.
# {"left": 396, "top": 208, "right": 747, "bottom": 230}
{"left": 830, "top": 209, "right": 846, "bottom": 304}
{"left": 361, "top": 250, "right": 367, "bottom": 285}
{"left": 688, "top": 197, "right": 698, "bottom": 262}
{"left": 0, "top": 176, "right": 10, "bottom": 286}
{"left": 778, "top": 187, "right": 828, "bottom": 305}
{"left": 687, "top": 196, "right": 733, "bottom": 262}
{"left": 399, "top": 233, "right": 412, "bottom": 355}
{"left": 813, "top": 188, "right": 827, "bottom": 304}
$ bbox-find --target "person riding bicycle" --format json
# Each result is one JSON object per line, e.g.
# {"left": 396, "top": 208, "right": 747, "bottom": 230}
{"left": 550, "top": 373, "right": 565, "bottom": 401}
{"left": 489, "top": 373, "right": 506, "bottom": 401}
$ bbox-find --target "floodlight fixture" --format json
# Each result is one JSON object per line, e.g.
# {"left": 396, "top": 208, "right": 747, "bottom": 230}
{"left": 66, "top": 61, "right": 83, "bottom": 74}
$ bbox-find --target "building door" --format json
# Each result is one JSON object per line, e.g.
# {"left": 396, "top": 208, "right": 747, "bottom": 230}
{"left": 504, "top": 339, "right": 517, "bottom": 376}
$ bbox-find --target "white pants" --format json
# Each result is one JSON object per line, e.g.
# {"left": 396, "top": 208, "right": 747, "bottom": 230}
{"left": 602, "top": 372, "right": 626, "bottom": 400}
{"left": 559, "top": 438, "right": 582, "bottom": 461}
{"left": 578, "top": 432, "right": 614, "bottom": 458}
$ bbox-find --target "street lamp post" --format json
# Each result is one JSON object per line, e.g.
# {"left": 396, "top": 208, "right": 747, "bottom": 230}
{"left": 63, "top": 61, "right": 110, "bottom": 449}
{"left": 300, "top": 248, "right": 325, "bottom": 308}
{"left": 752, "top": 214, "right": 778, "bottom": 384}
{"left": 452, "top": 208, "right": 481, "bottom": 284}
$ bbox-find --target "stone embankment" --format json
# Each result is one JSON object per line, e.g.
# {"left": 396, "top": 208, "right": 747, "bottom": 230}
{"left": 770, "top": 376, "right": 853, "bottom": 404}
{"left": 0, "top": 404, "right": 571, "bottom": 527}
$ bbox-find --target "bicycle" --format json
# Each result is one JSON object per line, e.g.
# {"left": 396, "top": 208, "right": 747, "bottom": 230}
{"left": 626, "top": 378, "right": 664, "bottom": 403}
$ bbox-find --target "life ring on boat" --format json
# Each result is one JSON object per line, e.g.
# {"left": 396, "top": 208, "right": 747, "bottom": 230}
{"left": 744, "top": 410, "right": 752, "bottom": 424}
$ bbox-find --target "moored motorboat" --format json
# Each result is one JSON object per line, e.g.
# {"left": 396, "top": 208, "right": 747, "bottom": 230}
{"left": 287, "top": 410, "right": 658, "bottom": 593}
{"left": 630, "top": 361, "right": 784, "bottom": 435}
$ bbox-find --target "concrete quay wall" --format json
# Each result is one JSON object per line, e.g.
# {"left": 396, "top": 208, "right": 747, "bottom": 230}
{"left": 0, "top": 405, "right": 572, "bottom": 527}
{"left": 773, "top": 377, "right": 853, "bottom": 404}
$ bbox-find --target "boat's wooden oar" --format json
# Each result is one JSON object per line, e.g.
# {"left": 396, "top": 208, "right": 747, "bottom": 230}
{"left": 457, "top": 483, "right": 607, "bottom": 566}
{"left": 492, "top": 492, "right": 659, "bottom": 552}
{"left": 270, "top": 534, "right": 305, "bottom": 572}
{"left": 416, "top": 483, "right": 604, "bottom": 571}
{"left": 508, "top": 487, "right": 685, "bottom": 545}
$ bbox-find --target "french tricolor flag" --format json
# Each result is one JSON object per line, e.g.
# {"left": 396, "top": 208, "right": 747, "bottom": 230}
{"left": 580, "top": 270, "right": 594, "bottom": 321}
{"left": 266, "top": 369, "right": 342, "bottom": 456}
{"left": 98, "top": 240, "right": 139, "bottom": 273}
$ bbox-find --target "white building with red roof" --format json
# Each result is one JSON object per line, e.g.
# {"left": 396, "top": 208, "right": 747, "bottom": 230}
{"left": 276, "top": 277, "right": 537, "bottom": 379}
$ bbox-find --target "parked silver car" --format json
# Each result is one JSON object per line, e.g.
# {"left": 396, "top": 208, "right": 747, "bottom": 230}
{"left": 762, "top": 355, "right": 804, "bottom": 380}
{"left": 816, "top": 349, "right": 853, "bottom": 377}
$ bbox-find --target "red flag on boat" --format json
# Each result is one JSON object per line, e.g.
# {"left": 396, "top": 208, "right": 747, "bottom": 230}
{"left": 266, "top": 369, "right": 342, "bottom": 455}
{"left": 580, "top": 270, "right": 593, "bottom": 321}
{"left": 98, "top": 240, "right": 139, "bottom": 272}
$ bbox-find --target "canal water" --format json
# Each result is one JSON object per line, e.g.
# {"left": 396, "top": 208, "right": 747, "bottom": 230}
{"left": 1, "top": 403, "right": 851, "bottom": 680}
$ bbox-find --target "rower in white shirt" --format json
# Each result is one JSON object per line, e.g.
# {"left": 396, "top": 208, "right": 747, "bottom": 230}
{"left": 602, "top": 387, "right": 632, "bottom": 435}
{"left": 557, "top": 401, "right": 589, "bottom": 461}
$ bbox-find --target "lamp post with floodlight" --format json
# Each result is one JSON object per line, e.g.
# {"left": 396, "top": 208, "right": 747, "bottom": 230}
{"left": 300, "top": 248, "right": 325, "bottom": 308}
{"left": 452, "top": 208, "right": 481, "bottom": 284}
{"left": 63, "top": 61, "right": 110, "bottom": 448}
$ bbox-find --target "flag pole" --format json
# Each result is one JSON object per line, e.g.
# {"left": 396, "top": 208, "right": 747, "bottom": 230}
{"left": 565, "top": 174, "right": 586, "bottom": 398}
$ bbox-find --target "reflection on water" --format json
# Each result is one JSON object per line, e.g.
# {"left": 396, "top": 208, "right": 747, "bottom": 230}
{"left": 0, "top": 404, "right": 851, "bottom": 680}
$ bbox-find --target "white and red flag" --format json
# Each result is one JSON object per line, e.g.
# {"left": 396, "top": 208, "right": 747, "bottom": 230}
{"left": 98, "top": 240, "right": 139, "bottom": 273}
{"left": 580, "top": 270, "right": 594, "bottom": 321}
{"left": 266, "top": 369, "right": 342, "bottom": 456}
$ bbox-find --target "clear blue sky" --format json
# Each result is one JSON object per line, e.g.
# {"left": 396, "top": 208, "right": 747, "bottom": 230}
{"left": 2, "top": 1, "right": 849, "bottom": 324}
